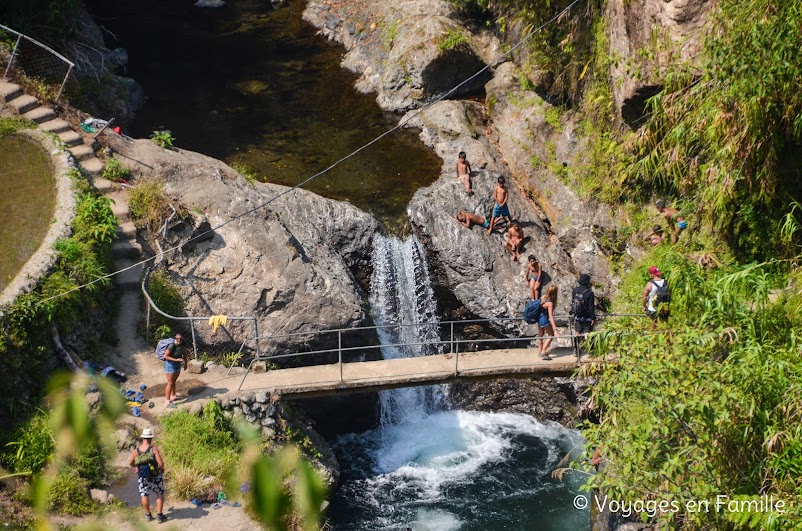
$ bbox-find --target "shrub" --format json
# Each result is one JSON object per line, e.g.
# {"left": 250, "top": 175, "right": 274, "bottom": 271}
{"left": 100, "top": 157, "right": 131, "bottom": 183}
{"left": 128, "top": 178, "right": 171, "bottom": 232}
{"left": 47, "top": 465, "right": 95, "bottom": 516}
{"left": 437, "top": 29, "right": 470, "bottom": 52}
{"left": 2, "top": 409, "right": 54, "bottom": 475}
{"left": 146, "top": 269, "right": 185, "bottom": 317}
{"left": 150, "top": 130, "right": 175, "bottom": 149}
{"left": 0, "top": 116, "right": 33, "bottom": 137}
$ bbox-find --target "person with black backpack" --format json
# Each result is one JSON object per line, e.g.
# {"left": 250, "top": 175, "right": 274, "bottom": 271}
{"left": 128, "top": 428, "right": 167, "bottom": 523}
{"left": 642, "top": 265, "right": 670, "bottom": 327}
{"left": 570, "top": 274, "right": 596, "bottom": 359}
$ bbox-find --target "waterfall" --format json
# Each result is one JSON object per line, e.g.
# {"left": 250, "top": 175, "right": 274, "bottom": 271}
{"left": 369, "top": 234, "right": 447, "bottom": 426}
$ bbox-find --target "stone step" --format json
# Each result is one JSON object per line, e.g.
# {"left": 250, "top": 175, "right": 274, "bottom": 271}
{"left": 69, "top": 144, "right": 94, "bottom": 162}
{"left": 58, "top": 130, "right": 83, "bottom": 147}
{"left": 113, "top": 258, "right": 145, "bottom": 288}
{"left": 39, "top": 118, "right": 72, "bottom": 134}
{"left": 8, "top": 94, "right": 39, "bottom": 114}
{"left": 81, "top": 157, "right": 104, "bottom": 175}
{"left": 0, "top": 82, "right": 22, "bottom": 103}
{"left": 112, "top": 240, "right": 142, "bottom": 259}
{"left": 108, "top": 192, "right": 130, "bottom": 222}
{"left": 93, "top": 177, "right": 116, "bottom": 193}
{"left": 116, "top": 221, "right": 137, "bottom": 240}
{"left": 22, "top": 106, "right": 55, "bottom": 124}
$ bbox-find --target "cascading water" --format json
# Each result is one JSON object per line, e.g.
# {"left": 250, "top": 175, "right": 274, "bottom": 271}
{"left": 329, "top": 234, "right": 589, "bottom": 530}
{"left": 369, "top": 234, "right": 447, "bottom": 426}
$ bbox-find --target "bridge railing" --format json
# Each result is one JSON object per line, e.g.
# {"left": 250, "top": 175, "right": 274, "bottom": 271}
{"left": 230, "top": 314, "right": 644, "bottom": 390}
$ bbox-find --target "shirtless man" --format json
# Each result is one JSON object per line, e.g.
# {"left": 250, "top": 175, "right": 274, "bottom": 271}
{"left": 504, "top": 222, "right": 524, "bottom": 261}
{"left": 456, "top": 210, "right": 489, "bottom": 230}
{"left": 487, "top": 176, "right": 510, "bottom": 234}
{"left": 655, "top": 199, "right": 687, "bottom": 243}
{"left": 456, "top": 151, "right": 473, "bottom": 194}
{"left": 524, "top": 255, "right": 542, "bottom": 299}
{"left": 643, "top": 224, "right": 664, "bottom": 246}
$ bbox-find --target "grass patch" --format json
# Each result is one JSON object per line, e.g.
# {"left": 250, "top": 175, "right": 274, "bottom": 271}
{"left": 146, "top": 269, "right": 185, "bottom": 318}
{"left": 0, "top": 116, "right": 34, "bottom": 137}
{"left": 128, "top": 178, "right": 171, "bottom": 231}
{"left": 437, "top": 29, "right": 470, "bottom": 52}
{"left": 160, "top": 402, "right": 242, "bottom": 500}
{"left": 231, "top": 163, "right": 258, "bottom": 185}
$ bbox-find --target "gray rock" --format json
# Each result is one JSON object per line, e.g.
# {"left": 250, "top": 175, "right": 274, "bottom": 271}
{"left": 260, "top": 416, "right": 276, "bottom": 427}
{"left": 267, "top": 403, "right": 277, "bottom": 417}
{"left": 84, "top": 391, "right": 102, "bottom": 410}
{"left": 195, "top": 0, "right": 225, "bottom": 7}
{"left": 261, "top": 427, "right": 276, "bottom": 439}
{"left": 606, "top": 0, "right": 714, "bottom": 126}
{"left": 241, "top": 403, "right": 252, "bottom": 417}
{"left": 245, "top": 414, "right": 256, "bottom": 423}
{"left": 241, "top": 392, "right": 255, "bottom": 405}
{"left": 188, "top": 402, "right": 204, "bottom": 416}
{"left": 255, "top": 391, "right": 269, "bottom": 404}
{"left": 252, "top": 361, "right": 267, "bottom": 374}
{"left": 187, "top": 359, "right": 204, "bottom": 374}
{"left": 90, "top": 489, "right": 110, "bottom": 504}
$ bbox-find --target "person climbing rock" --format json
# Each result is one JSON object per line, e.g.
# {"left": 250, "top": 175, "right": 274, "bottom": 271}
{"left": 129, "top": 428, "right": 167, "bottom": 523}
{"left": 524, "top": 255, "right": 542, "bottom": 300}
{"left": 456, "top": 151, "right": 473, "bottom": 195}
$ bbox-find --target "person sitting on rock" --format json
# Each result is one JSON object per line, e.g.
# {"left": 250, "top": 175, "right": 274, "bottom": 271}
{"left": 487, "top": 175, "right": 510, "bottom": 234}
{"left": 456, "top": 210, "right": 489, "bottom": 230}
{"left": 456, "top": 151, "right": 473, "bottom": 195}
{"left": 503, "top": 221, "right": 524, "bottom": 261}
{"left": 643, "top": 224, "right": 665, "bottom": 246}
{"left": 524, "top": 255, "right": 542, "bottom": 299}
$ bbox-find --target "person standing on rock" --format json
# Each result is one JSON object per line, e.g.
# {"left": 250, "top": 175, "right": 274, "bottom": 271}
{"left": 129, "top": 427, "right": 167, "bottom": 523}
{"left": 456, "top": 151, "right": 473, "bottom": 195}
{"left": 537, "top": 285, "right": 559, "bottom": 360}
{"left": 163, "top": 334, "right": 187, "bottom": 408}
{"left": 503, "top": 221, "right": 524, "bottom": 261}
{"left": 524, "top": 255, "right": 542, "bottom": 299}
{"left": 487, "top": 175, "right": 510, "bottom": 234}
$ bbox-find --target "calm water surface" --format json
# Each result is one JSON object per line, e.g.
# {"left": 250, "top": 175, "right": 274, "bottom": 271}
{"left": 87, "top": 0, "right": 443, "bottom": 230}
{"left": 0, "top": 136, "right": 54, "bottom": 291}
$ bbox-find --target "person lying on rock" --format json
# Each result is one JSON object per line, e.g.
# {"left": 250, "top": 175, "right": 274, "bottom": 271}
{"left": 503, "top": 221, "right": 524, "bottom": 261}
{"left": 456, "top": 210, "right": 489, "bottom": 230}
{"left": 487, "top": 175, "right": 510, "bottom": 234}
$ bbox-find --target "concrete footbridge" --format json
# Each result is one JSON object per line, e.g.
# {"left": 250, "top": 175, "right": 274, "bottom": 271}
{"left": 228, "top": 345, "right": 609, "bottom": 399}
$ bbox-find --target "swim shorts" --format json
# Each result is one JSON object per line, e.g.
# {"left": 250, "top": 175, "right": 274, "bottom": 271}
{"left": 493, "top": 203, "right": 510, "bottom": 218}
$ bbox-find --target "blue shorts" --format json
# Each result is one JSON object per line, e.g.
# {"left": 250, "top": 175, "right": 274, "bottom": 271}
{"left": 483, "top": 218, "right": 490, "bottom": 228}
{"left": 164, "top": 360, "right": 182, "bottom": 374}
{"left": 677, "top": 220, "right": 687, "bottom": 230}
{"left": 538, "top": 314, "right": 551, "bottom": 328}
{"left": 493, "top": 203, "right": 510, "bottom": 218}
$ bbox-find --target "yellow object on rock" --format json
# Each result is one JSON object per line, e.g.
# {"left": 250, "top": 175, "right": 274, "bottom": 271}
{"left": 209, "top": 315, "right": 228, "bottom": 333}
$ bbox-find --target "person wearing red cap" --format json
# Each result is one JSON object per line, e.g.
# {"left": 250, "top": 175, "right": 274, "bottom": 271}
{"left": 642, "top": 266, "right": 670, "bottom": 325}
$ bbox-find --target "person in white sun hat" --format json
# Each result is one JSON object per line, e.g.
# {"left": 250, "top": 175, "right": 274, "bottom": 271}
{"left": 129, "top": 427, "right": 167, "bottom": 523}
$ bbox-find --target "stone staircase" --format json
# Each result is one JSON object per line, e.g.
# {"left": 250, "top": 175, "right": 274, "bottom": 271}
{"left": 0, "top": 78, "right": 145, "bottom": 294}
{"left": 1, "top": 80, "right": 104, "bottom": 175}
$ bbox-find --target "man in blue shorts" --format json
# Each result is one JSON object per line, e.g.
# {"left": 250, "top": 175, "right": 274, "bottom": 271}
{"left": 487, "top": 175, "right": 510, "bottom": 234}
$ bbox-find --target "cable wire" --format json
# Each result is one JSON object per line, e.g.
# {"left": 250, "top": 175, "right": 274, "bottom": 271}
{"left": 36, "top": 0, "right": 583, "bottom": 306}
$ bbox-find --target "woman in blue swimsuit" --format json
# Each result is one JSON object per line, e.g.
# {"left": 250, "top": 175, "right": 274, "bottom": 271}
{"left": 537, "top": 285, "right": 559, "bottom": 360}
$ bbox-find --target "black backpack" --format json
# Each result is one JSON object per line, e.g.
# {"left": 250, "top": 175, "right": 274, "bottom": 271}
{"left": 653, "top": 280, "right": 671, "bottom": 314}
{"left": 571, "top": 286, "right": 595, "bottom": 319}
{"left": 523, "top": 299, "right": 542, "bottom": 324}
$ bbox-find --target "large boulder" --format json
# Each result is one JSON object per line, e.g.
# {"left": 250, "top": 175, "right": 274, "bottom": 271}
{"left": 303, "top": 0, "right": 494, "bottom": 112}
{"left": 606, "top": 0, "right": 715, "bottom": 126}
{"left": 406, "top": 99, "right": 577, "bottom": 325}
{"left": 484, "top": 62, "right": 613, "bottom": 287}
{"left": 105, "top": 135, "right": 379, "bottom": 354}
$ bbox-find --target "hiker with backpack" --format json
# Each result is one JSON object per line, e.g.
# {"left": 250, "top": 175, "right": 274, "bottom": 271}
{"left": 570, "top": 274, "right": 596, "bottom": 359}
{"left": 128, "top": 427, "right": 167, "bottom": 523}
{"left": 162, "top": 334, "right": 188, "bottom": 408}
{"left": 642, "top": 266, "right": 670, "bottom": 326}
{"left": 527, "top": 285, "right": 558, "bottom": 360}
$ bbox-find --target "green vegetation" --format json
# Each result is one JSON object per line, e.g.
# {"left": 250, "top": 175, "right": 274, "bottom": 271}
{"left": 232, "top": 162, "right": 259, "bottom": 184}
{"left": 128, "top": 178, "right": 172, "bottom": 231}
{"left": 0, "top": 174, "right": 116, "bottom": 429}
{"left": 0, "top": 116, "right": 34, "bottom": 137}
{"left": 146, "top": 269, "right": 185, "bottom": 318}
{"left": 150, "top": 130, "right": 175, "bottom": 149}
{"left": 437, "top": 29, "right": 470, "bottom": 52}
{"left": 160, "top": 402, "right": 241, "bottom": 499}
{"left": 383, "top": 19, "right": 400, "bottom": 47}
{"left": 626, "top": 0, "right": 802, "bottom": 259}
{"left": 100, "top": 157, "right": 131, "bottom": 183}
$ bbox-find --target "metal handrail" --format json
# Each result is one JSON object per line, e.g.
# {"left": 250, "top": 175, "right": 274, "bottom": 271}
{"left": 1, "top": 23, "right": 75, "bottom": 103}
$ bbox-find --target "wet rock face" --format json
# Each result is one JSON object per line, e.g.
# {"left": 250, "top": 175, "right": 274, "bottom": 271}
{"left": 303, "top": 0, "right": 493, "bottom": 111}
{"left": 106, "top": 135, "right": 378, "bottom": 353}
{"left": 606, "top": 0, "right": 715, "bottom": 127}
{"left": 448, "top": 378, "right": 579, "bottom": 425}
